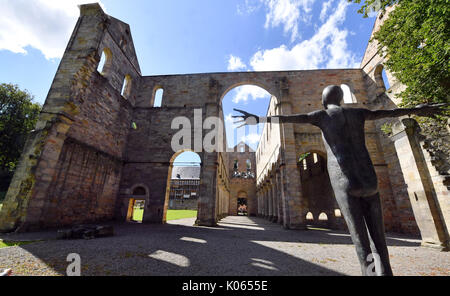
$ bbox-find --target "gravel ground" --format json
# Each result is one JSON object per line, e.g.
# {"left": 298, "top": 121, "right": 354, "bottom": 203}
{"left": 0, "top": 216, "right": 448, "bottom": 276}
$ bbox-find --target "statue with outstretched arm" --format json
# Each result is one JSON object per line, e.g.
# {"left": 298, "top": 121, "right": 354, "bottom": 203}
{"left": 233, "top": 85, "right": 447, "bottom": 276}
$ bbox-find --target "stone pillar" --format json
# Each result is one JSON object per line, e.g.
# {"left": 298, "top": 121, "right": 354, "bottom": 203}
{"left": 391, "top": 118, "right": 449, "bottom": 250}
{"left": 267, "top": 181, "right": 273, "bottom": 221}
{"left": 264, "top": 186, "right": 269, "bottom": 218}
{"left": 196, "top": 153, "right": 218, "bottom": 227}
{"left": 276, "top": 78, "right": 307, "bottom": 229}
{"left": 271, "top": 176, "right": 278, "bottom": 223}
{"left": 257, "top": 190, "right": 262, "bottom": 217}
{"left": 276, "top": 170, "right": 283, "bottom": 224}
{"left": 262, "top": 188, "right": 266, "bottom": 218}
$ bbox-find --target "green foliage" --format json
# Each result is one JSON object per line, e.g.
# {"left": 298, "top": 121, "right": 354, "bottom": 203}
{"left": 351, "top": 0, "right": 449, "bottom": 109}
{"left": 0, "top": 83, "right": 41, "bottom": 172}
{"left": 374, "top": 0, "right": 449, "bottom": 107}
{"left": 380, "top": 123, "right": 393, "bottom": 136}
{"left": 298, "top": 152, "right": 311, "bottom": 163}
{"left": 349, "top": 0, "right": 398, "bottom": 18}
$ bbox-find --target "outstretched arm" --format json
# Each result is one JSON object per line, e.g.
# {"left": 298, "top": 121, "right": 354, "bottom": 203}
{"left": 233, "top": 109, "right": 321, "bottom": 128}
{"left": 364, "top": 103, "right": 448, "bottom": 120}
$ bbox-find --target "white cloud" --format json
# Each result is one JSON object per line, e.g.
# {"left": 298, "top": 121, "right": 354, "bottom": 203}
{"left": 227, "top": 55, "right": 247, "bottom": 71}
{"left": 263, "top": 0, "right": 315, "bottom": 42}
{"left": 0, "top": 0, "right": 105, "bottom": 60}
{"left": 241, "top": 133, "right": 262, "bottom": 145}
{"left": 250, "top": 0, "right": 359, "bottom": 71}
{"left": 232, "top": 85, "right": 271, "bottom": 104}
{"left": 225, "top": 113, "right": 234, "bottom": 123}
{"left": 320, "top": 0, "right": 334, "bottom": 22}
{"left": 237, "top": 0, "right": 263, "bottom": 15}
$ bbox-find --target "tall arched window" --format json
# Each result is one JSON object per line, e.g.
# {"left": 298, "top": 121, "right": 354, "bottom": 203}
{"left": 121, "top": 75, "right": 132, "bottom": 99}
{"left": 341, "top": 84, "right": 357, "bottom": 104}
{"left": 374, "top": 64, "right": 390, "bottom": 93}
{"left": 97, "top": 48, "right": 112, "bottom": 75}
{"left": 381, "top": 68, "right": 390, "bottom": 89}
{"left": 154, "top": 88, "right": 163, "bottom": 107}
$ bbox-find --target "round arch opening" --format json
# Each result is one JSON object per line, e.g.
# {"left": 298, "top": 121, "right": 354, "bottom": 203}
{"left": 163, "top": 150, "right": 202, "bottom": 223}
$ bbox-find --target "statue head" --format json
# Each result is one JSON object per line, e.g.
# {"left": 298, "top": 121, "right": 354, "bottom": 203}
{"left": 322, "top": 85, "right": 343, "bottom": 109}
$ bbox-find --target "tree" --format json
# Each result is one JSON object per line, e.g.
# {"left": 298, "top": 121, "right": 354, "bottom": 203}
{"left": 351, "top": 0, "right": 449, "bottom": 107}
{"left": 351, "top": 0, "right": 449, "bottom": 174}
{"left": 350, "top": 0, "right": 397, "bottom": 18}
{"left": 0, "top": 83, "right": 41, "bottom": 173}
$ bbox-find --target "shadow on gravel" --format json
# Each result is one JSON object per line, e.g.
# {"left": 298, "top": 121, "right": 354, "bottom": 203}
{"left": 0, "top": 216, "right": 420, "bottom": 276}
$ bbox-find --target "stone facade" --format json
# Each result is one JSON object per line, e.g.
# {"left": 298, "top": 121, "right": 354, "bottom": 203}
{"left": 228, "top": 142, "right": 257, "bottom": 216}
{"left": 0, "top": 3, "right": 448, "bottom": 251}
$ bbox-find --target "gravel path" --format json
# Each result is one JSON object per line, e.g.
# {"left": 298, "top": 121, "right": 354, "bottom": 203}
{"left": 0, "top": 216, "right": 448, "bottom": 276}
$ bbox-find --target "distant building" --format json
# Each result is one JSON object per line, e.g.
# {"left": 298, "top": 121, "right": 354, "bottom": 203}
{"left": 227, "top": 142, "right": 257, "bottom": 216}
{"left": 169, "top": 166, "right": 201, "bottom": 210}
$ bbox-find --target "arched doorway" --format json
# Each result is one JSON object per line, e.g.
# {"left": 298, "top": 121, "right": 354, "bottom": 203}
{"left": 237, "top": 191, "right": 248, "bottom": 216}
{"left": 221, "top": 84, "right": 274, "bottom": 221}
{"left": 126, "top": 185, "right": 148, "bottom": 223}
{"left": 163, "top": 150, "right": 201, "bottom": 223}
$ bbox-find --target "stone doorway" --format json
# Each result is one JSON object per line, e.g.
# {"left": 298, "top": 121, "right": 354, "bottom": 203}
{"left": 237, "top": 198, "right": 248, "bottom": 216}
{"left": 125, "top": 186, "right": 148, "bottom": 223}
{"left": 126, "top": 199, "right": 146, "bottom": 223}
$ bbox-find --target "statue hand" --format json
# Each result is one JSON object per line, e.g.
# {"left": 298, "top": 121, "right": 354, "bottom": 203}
{"left": 232, "top": 108, "right": 260, "bottom": 128}
{"left": 414, "top": 103, "right": 448, "bottom": 117}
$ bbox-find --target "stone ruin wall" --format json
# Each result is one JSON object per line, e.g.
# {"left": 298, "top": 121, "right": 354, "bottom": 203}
{"left": 0, "top": 4, "right": 138, "bottom": 231}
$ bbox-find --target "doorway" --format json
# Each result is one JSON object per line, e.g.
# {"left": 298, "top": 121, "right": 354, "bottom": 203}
{"left": 237, "top": 198, "right": 248, "bottom": 216}
{"left": 126, "top": 199, "right": 145, "bottom": 223}
{"left": 126, "top": 186, "right": 148, "bottom": 223}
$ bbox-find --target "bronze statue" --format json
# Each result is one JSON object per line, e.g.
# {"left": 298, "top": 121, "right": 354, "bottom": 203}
{"left": 233, "top": 85, "right": 447, "bottom": 276}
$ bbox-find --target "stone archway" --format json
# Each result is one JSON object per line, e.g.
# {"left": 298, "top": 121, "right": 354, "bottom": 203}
{"left": 163, "top": 150, "right": 202, "bottom": 223}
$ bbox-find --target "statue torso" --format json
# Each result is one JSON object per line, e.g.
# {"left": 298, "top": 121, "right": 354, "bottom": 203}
{"left": 315, "top": 107, "right": 378, "bottom": 197}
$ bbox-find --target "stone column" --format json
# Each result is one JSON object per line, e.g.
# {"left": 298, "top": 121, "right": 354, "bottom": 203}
{"left": 391, "top": 118, "right": 449, "bottom": 250}
{"left": 267, "top": 181, "right": 273, "bottom": 221}
{"left": 262, "top": 188, "right": 266, "bottom": 218}
{"left": 271, "top": 175, "right": 278, "bottom": 223}
{"left": 196, "top": 153, "right": 218, "bottom": 227}
{"left": 276, "top": 77, "right": 307, "bottom": 229}
{"left": 257, "top": 190, "right": 262, "bottom": 217}
{"left": 264, "top": 186, "right": 269, "bottom": 218}
{"left": 276, "top": 170, "right": 283, "bottom": 224}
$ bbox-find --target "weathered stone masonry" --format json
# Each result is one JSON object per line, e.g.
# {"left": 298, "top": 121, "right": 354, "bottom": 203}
{"left": 0, "top": 4, "right": 448, "bottom": 251}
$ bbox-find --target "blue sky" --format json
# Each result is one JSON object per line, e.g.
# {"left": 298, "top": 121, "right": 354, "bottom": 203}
{"left": 0, "top": 0, "right": 377, "bottom": 164}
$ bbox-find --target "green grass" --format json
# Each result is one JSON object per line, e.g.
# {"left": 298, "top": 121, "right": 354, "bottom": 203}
{"left": 130, "top": 209, "right": 198, "bottom": 222}
{"left": 132, "top": 208, "right": 144, "bottom": 221}
{"left": 0, "top": 240, "right": 39, "bottom": 249}
{"left": 166, "top": 210, "right": 197, "bottom": 221}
